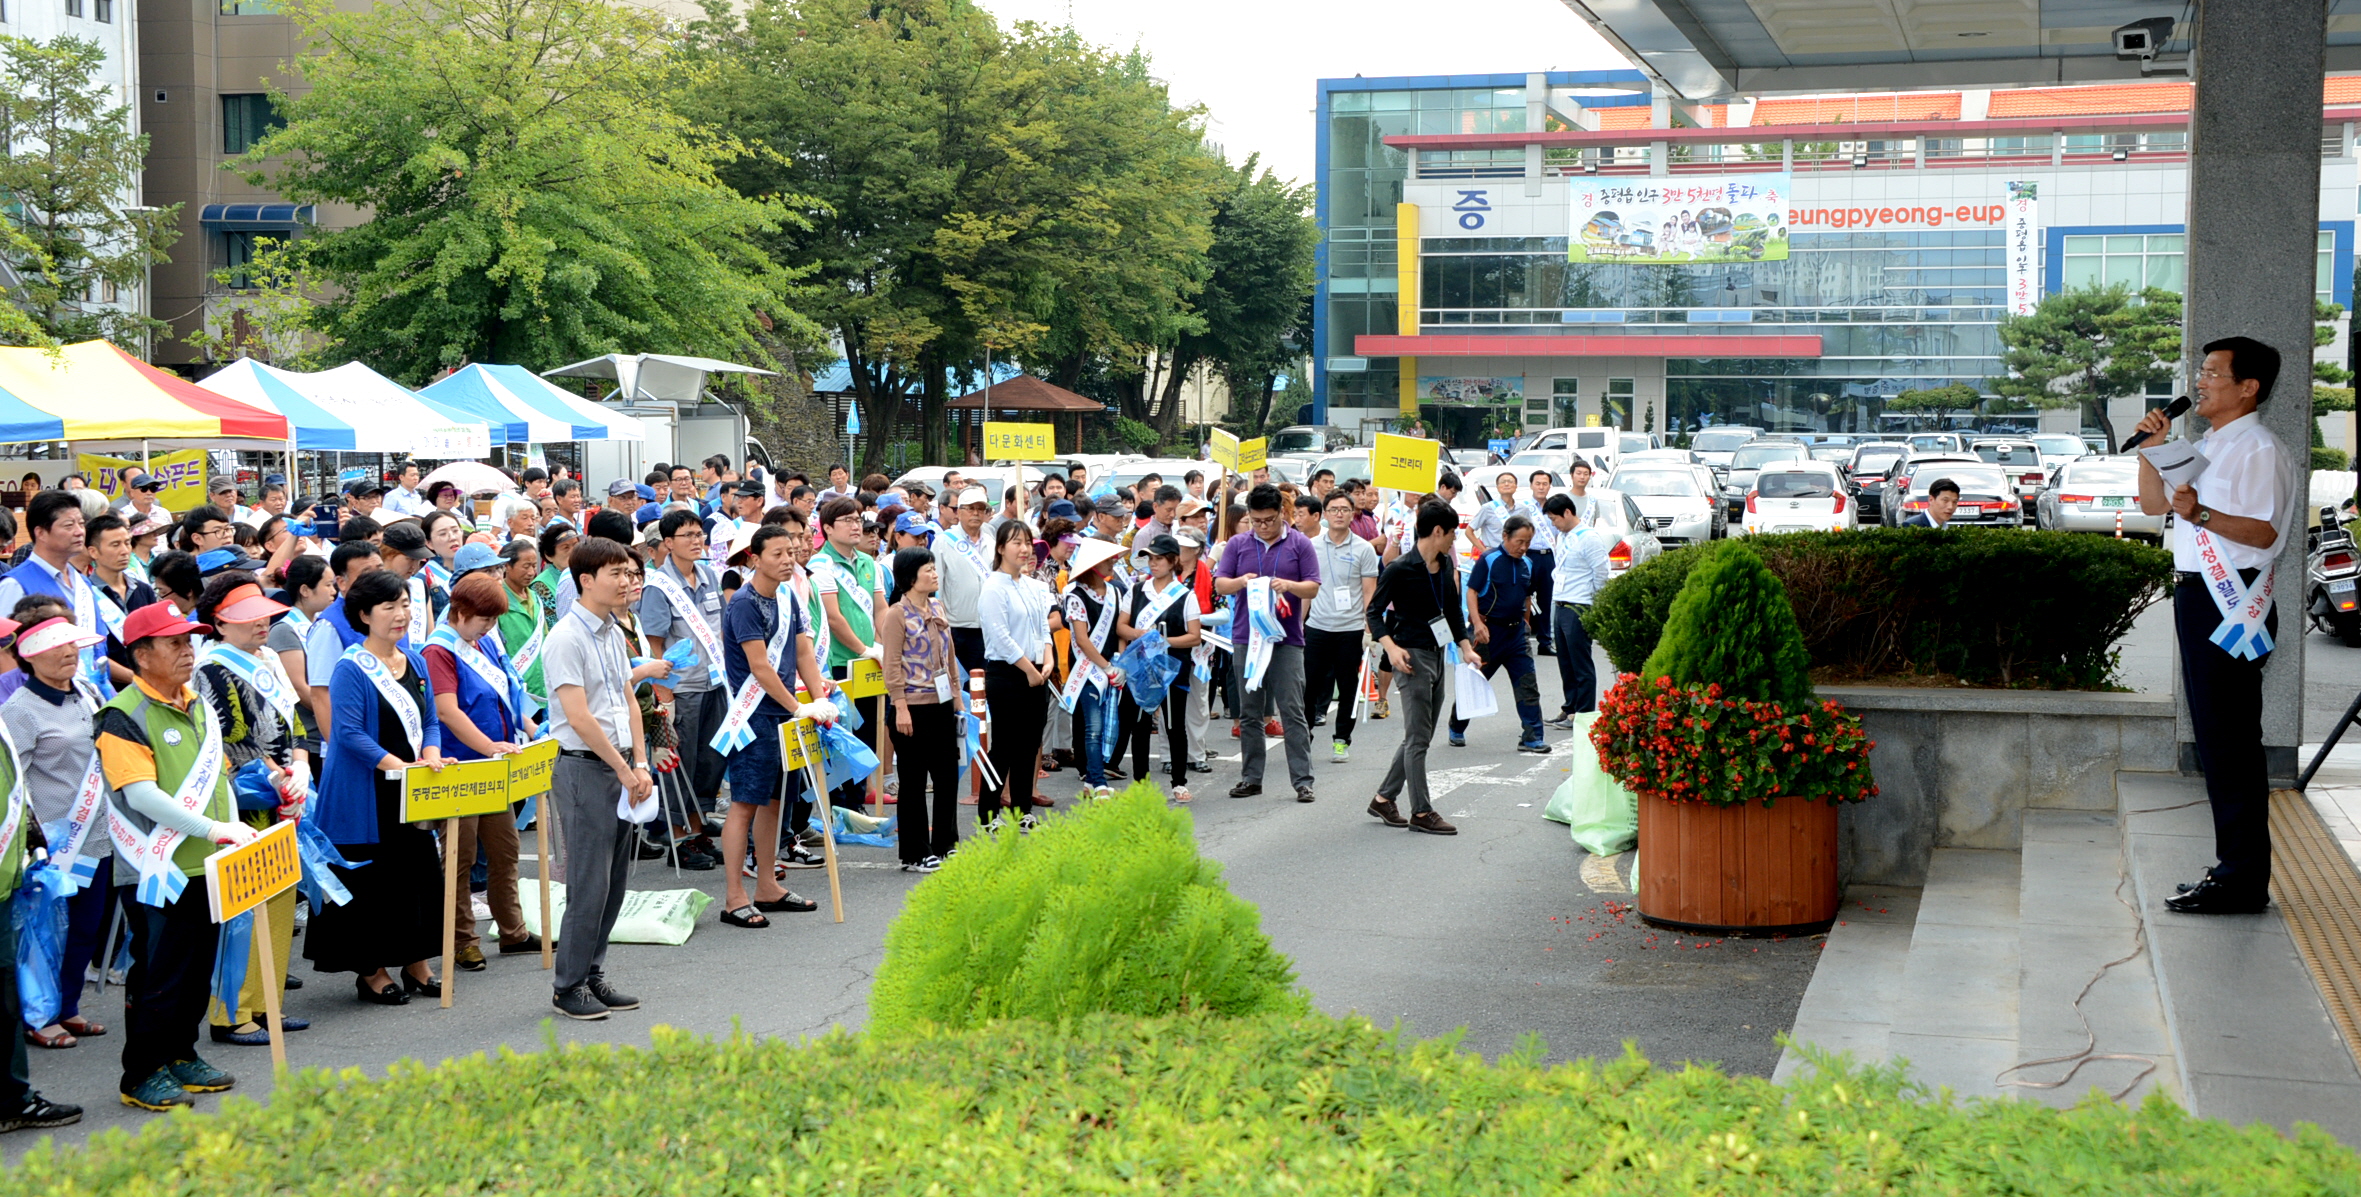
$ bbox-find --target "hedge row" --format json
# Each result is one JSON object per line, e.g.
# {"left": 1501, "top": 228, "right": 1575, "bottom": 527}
{"left": 17, "top": 1014, "right": 2361, "bottom": 1193}
{"left": 1588, "top": 528, "right": 2174, "bottom": 690}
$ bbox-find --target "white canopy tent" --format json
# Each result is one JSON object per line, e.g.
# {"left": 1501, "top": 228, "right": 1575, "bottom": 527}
{"left": 541, "top": 353, "right": 775, "bottom": 406}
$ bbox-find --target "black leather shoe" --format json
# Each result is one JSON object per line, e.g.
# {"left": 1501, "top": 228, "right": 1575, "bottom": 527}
{"left": 1228, "top": 782, "right": 1261, "bottom": 798}
{"left": 401, "top": 972, "right": 443, "bottom": 999}
{"left": 356, "top": 977, "right": 408, "bottom": 1006}
{"left": 2164, "top": 877, "right": 2268, "bottom": 914}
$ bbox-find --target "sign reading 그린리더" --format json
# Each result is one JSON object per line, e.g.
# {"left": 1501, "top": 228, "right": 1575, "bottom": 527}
{"left": 1569, "top": 174, "right": 1790, "bottom": 264}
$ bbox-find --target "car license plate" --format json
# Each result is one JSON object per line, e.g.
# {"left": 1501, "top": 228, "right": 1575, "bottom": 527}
{"left": 2102, "top": 496, "right": 2128, "bottom": 508}
{"left": 1774, "top": 525, "right": 1812, "bottom": 534}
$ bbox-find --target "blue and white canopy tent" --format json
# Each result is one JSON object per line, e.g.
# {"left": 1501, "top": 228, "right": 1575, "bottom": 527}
{"left": 202, "top": 358, "right": 496, "bottom": 458}
{"left": 421, "top": 363, "right": 645, "bottom": 444}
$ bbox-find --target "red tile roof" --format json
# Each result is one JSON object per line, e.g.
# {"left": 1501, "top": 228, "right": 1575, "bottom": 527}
{"left": 1987, "top": 83, "right": 2193, "bottom": 117}
{"left": 1596, "top": 107, "right": 1654, "bottom": 131}
{"left": 1753, "top": 93, "right": 1961, "bottom": 125}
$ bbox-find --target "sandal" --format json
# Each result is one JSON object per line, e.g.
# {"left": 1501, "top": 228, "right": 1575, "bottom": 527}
{"left": 23, "top": 1025, "right": 74, "bottom": 1049}
{"left": 720, "top": 905, "right": 769, "bottom": 928}
{"left": 58, "top": 1016, "right": 105, "bottom": 1037}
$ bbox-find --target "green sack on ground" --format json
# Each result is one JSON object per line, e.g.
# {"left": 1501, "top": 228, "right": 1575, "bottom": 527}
{"left": 519, "top": 882, "right": 715, "bottom": 946}
{"left": 1542, "top": 713, "right": 1638, "bottom": 857}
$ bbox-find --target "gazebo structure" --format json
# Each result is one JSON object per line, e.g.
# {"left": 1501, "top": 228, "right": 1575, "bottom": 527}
{"left": 946, "top": 375, "right": 1107, "bottom": 459}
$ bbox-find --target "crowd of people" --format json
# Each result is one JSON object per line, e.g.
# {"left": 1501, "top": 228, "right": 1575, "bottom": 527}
{"left": 0, "top": 446, "right": 1629, "bottom": 1129}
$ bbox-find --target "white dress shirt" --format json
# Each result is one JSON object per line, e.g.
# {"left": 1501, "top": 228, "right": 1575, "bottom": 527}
{"left": 979, "top": 570, "right": 1052, "bottom": 665}
{"left": 383, "top": 486, "right": 430, "bottom": 518}
{"left": 1552, "top": 525, "right": 1614, "bottom": 606}
{"left": 2172, "top": 411, "right": 2290, "bottom": 574}
{"left": 933, "top": 524, "right": 990, "bottom": 628}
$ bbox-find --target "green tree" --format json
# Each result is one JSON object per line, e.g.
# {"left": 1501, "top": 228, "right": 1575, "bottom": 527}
{"left": 1640, "top": 540, "right": 1813, "bottom": 709}
{"left": 1887, "top": 382, "right": 1980, "bottom": 424}
{"left": 1989, "top": 283, "right": 2180, "bottom": 453}
{"left": 238, "top": 0, "right": 814, "bottom": 381}
{"left": 0, "top": 36, "right": 177, "bottom": 349}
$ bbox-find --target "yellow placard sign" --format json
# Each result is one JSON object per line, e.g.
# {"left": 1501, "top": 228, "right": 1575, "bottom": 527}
{"left": 509, "top": 738, "right": 560, "bottom": 803}
{"left": 780, "top": 719, "right": 824, "bottom": 770}
{"left": 983, "top": 422, "right": 1055, "bottom": 461}
{"left": 204, "top": 820, "right": 300, "bottom": 923}
{"left": 402, "top": 756, "right": 517, "bottom": 823}
{"left": 841, "top": 657, "right": 885, "bottom": 699}
{"left": 79, "top": 448, "right": 210, "bottom": 514}
{"left": 1235, "top": 437, "right": 1268, "bottom": 472}
{"left": 1371, "top": 433, "right": 1443, "bottom": 494}
{"left": 1583, "top": 414, "right": 1601, "bottom": 427}
{"left": 1209, "top": 429, "right": 1239, "bottom": 471}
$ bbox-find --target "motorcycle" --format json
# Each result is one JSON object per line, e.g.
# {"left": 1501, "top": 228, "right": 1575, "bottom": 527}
{"left": 2307, "top": 505, "right": 2361, "bottom": 646}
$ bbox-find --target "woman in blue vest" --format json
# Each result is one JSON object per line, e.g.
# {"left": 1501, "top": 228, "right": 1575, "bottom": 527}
{"left": 423, "top": 573, "right": 540, "bottom": 972}
{"left": 305, "top": 568, "right": 446, "bottom": 1005}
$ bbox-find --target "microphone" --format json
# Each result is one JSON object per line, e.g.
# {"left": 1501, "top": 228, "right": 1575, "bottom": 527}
{"left": 2120, "top": 395, "right": 2191, "bottom": 452}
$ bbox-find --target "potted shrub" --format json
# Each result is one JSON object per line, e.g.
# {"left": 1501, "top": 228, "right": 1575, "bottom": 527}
{"left": 1589, "top": 540, "right": 1876, "bottom": 934}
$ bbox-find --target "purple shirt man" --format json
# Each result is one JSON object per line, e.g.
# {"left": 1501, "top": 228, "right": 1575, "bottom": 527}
{"left": 1214, "top": 521, "right": 1321, "bottom": 646}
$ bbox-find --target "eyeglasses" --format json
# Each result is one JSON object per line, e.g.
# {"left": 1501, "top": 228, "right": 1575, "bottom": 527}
{"left": 2197, "top": 369, "right": 2233, "bottom": 382}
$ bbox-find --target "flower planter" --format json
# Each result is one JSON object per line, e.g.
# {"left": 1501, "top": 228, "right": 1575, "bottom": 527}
{"left": 1635, "top": 792, "right": 1839, "bottom": 936}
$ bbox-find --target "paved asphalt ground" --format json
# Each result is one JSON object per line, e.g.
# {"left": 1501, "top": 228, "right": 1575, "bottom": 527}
{"left": 17, "top": 594, "right": 2359, "bottom": 1156}
{"left": 3, "top": 639, "right": 1828, "bottom": 1156}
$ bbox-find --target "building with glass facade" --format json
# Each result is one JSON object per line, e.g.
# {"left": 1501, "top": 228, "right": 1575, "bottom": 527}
{"left": 1311, "top": 74, "right": 2361, "bottom": 447}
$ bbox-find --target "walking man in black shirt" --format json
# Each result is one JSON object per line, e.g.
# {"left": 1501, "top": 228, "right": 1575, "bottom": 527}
{"left": 1366, "top": 501, "right": 1477, "bottom": 835}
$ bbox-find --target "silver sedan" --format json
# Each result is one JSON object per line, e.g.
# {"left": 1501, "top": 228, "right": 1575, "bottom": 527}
{"left": 1605, "top": 464, "right": 1722, "bottom": 544}
{"left": 2034, "top": 457, "right": 2165, "bottom": 539}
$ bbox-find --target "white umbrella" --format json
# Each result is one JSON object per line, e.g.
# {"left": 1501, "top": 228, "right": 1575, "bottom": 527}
{"left": 422, "top": 460, "right": 517, "bottom": 495}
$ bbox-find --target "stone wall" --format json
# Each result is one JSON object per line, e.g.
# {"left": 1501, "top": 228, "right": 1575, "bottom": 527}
{"left": 1823, "top": 686, "right": 2178, "bottom": 886}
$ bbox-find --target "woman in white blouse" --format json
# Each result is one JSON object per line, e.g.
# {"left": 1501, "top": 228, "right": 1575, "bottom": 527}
{"left": 978, "top": 520, "right": 1052, "bottom": 829}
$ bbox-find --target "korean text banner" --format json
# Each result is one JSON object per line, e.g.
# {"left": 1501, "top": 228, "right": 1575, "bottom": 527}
{"left": 1570, "top": 174, "right": 1790, "bottom": 264}
{"left": 79, "top": 449, "right": 209, "bottom": 513}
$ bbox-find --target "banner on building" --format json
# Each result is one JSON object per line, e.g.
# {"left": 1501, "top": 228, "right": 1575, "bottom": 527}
{"left": 1418, "top": 377, "right": 1523, "bottom": 406}
{"left": 2005, "top": 182, "right": 2039, "bottom": 318}
{"left": 79, "top": 449, "right": 209, "bottom": 514}
{"left": 1569, "top": 174, "right": 1789, "bottom": 264}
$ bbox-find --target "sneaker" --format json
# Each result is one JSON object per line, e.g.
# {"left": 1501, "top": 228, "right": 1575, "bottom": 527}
{"left": 470, "top": 895, "right": 493, "bottom": 922}
{"left": 902, "top": 856, "right": 943, "bottom": 874}
{"left": 674, "top": 845, "right": 721, "bottom": 871}
{"left": 1544, "top": 711, "right": 1575, "bottom": 730}
{"left": 634, "top": 837, "right": 668, "bottom": 861}
{"left": 1367, "top": 796, "right": 1407, "bottom": 827}
{"left": 1295, "top": 785, "right": 1316, "bottom": 804}
{"left": 1371, "top": 698, "right": 1390, "bottom": 720}
{"left": 1409, "top": 811, "right": 1458, "bottom": 836}
{"left": 1308, "top": 714, "right": 1326, "bottom": 728}
{"left": 587, "top": 975, "right": 639, "bottom": 1010}
{"left": 1017, "top": 813, "right": 1040, "bottom": 832}
{"left": 780, "top": 844, "right": 823, "bottom": 869}
{"left": 1190, "top": 759, "right": 1213, "bottom": 774}
{"left": 119, "top": 1069, "right": 193, "bottom": 1112}
{"left": 166, "top": 1057, "right": 234, "bottom": 1093}
{"left": 1263, "top": 717, "right": 1283, "bottom": 738}
{"left": 1331, "top": 740, "right": 1350, "bottom": 763}
{"left": 1228, "top": 781, "right": 1262, "bottom": 798}
{"left": 1448, "top": 732, "right": 1466, "bottom": 748}
{"left": 1517, "top": 740, "right": 1552, "bottom": 755}
{"left": 797, "top": 829, "right": 826, "bottom": 849}
{"left": 499, "top": 934, "right": 544, "bottom": 955}
{"left": 0, "top": 1092, "right": 80, "bottom": 1131}
{"left": 1104, "top": 762, "right": 1127, "bottom": 781}
{"left": 456, "top": 943, "right": 488, "bottom": 972}
{"left": 553, "top": 984, "right": 610, "bottom": 1021}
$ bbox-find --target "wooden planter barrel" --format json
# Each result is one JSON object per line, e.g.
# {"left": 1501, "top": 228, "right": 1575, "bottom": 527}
{"left": 1636, "top": 792, "right": 1840, "bottom": 936}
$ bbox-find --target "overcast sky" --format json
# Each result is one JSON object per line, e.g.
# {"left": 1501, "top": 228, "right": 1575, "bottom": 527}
{"left": 976, "top": 0, "right": 1631, "bottom": 185}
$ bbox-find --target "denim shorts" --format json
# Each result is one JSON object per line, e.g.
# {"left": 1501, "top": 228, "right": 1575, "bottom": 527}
{"left": 724, "top": 713, "right": 804, "bottom": 807}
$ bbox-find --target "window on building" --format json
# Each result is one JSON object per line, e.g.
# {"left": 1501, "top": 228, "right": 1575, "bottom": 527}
{"left": 221, "top": 93, "right": 285, "bottom": 155}
{"left": 1551, "top": 378, "right": 1581, "bottom": 427}
{"left": 93, "top": 0, "right": 109, "bottom": 21}
{"left": 1605, "top": 378, "right": 1634, "bottom": 431}
{"left": 219, "top": 0, "right": 279, "bottom": 12}
{"left": 222, "top": 231, "right": 283, "bottom": 290}
{"left": 2316, "top": 228, "right": 2338, "bottom": 305}
{"left": 2059, "top": 233, "right": 2183, "bottom": 293}
{"left": 62, "top": 0, "right": 79, "bottom": 17}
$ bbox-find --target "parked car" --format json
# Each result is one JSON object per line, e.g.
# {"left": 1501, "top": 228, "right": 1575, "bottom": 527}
{"left": 2028, "top": 433, "right": 2090, "bottom": 464}
{"left": 1522, "top": 426, "right": 1623, "bottom": 472}
{"left": 1718, "top": 441, "right": 1811, "bottom": 521}
{"left": 891, "top": 464, "right": 1059, "bottom": 503}
{"left": 1605, "top": 462, "right": 1722, "bottom": 544}
{"left": 1619, "top": 432, "right": 1660, "bottom": 456}
{"left": 1314, "top": 450, "right": 1375, "bottom": 489}
{"left": 2034, "top": 456, "right": 2165, "bottom": 539}
{"left": 1847, "top": 442, "right": 1912, "bottom": 522}
{"left": 1966, "top": 439, "right": 2050, "bottom": 513}
{"left": 1268, "top": 424, "right": 1355, "bottom": 455}
{"left": 1106, "top": 457, "right": 1219, "bottom": 497}
{"left": 1585, "top": 486, "right": 1665, "bottom": 574}
{"left": 1688, "top": 426, "right": 1761, "bottom": 470}
{"left": 1888, "top": 463, "right": 2024, "bottom": 526}
{"left": 1735, "top": 462, "right": 1856, "bottom": 536}
{"left": 1904, "top": 432, "right": 1967, "bottom": 454}
{"left": 1507, "top": 449, "right": 1579, "bottom": 484}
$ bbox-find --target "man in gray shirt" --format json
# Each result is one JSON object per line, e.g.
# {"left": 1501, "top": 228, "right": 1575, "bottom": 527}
{"left": 934, "top": 487, "right": 993, "bottom": 675}
{"left": 1304, "top": 489, "right": 1380, "bottom": 763}
{"left": 540, "top": 537, "right": 650, "bottom": 1022}
{"left": 637, "top": 509, "right": 726, "bottom": 866}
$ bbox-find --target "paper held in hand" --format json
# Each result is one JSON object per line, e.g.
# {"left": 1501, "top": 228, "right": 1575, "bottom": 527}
{"left": 2138, "top": 439, "right": 2210, "bottom": 491}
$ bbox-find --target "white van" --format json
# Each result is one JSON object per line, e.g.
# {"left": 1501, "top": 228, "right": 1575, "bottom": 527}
{"left": 1522, "top": 426, "right": 1620, "bottom": 474}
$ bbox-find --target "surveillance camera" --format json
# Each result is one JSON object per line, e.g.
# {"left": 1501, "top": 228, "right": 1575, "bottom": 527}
{"left": 2114, "top": 17, "right": 2175, "bottom": 61}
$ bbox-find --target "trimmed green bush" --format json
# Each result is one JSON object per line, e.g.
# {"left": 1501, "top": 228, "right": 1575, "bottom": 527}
{"left": 868, "top": 782, "right": 1306, "bottom": 1030}
{"left": 1640, "top": 540, "right": 1813, "bottom": 708}
{"left": 1590, "top": 529, "right": 2172, "bottom": 689}
{"left": 16, "top": 1014, "right": 2360, "bottom": 1192}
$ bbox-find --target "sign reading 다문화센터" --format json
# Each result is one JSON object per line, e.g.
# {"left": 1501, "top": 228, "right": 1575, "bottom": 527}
{"left": 982, "top": 422, "right": 1055, "bottom": 461}
{"left": 1570, "top": 174, "right": 1789, "bottom": 265}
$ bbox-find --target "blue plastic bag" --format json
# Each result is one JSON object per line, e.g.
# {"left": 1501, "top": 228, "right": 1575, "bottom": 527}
{"left": 13, "top": 861, "right": 70, "bottom": 1030}
{"left": 1109, "top": 630, "right": 1182, "bottom": 711}
{"left": 295, "top": 813, "right": 364, "bottom": 914}
{"left": 210, "top": 909, "right": 252, "bottom": 1012}
{"left": 232, "top": 759, "right": 279, "bottom": 812}
{"left": 818, "top": 721, "right": 880, "bottom": 786}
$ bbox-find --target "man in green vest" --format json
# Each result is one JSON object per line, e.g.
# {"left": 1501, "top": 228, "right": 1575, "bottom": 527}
{"left": 810, "top": 496, "right": 885, "bottom": 811}
{"left": 98, "top": 603, "right": 251, "bottom": 1112}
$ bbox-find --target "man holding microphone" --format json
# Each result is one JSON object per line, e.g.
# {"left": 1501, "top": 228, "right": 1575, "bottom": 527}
{"left": 2135, "top": 336, "right": 2293, "bottom": 915}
